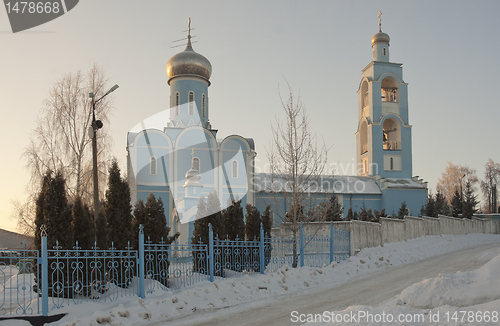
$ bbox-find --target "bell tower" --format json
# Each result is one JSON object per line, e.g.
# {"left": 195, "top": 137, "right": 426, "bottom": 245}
{"left": 356, "top": 12, "right": 413, "bottom": 179}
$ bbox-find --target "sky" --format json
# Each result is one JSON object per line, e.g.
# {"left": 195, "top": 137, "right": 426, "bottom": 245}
{"left": 1, "top": 0, "right": 499, "bottom": 233}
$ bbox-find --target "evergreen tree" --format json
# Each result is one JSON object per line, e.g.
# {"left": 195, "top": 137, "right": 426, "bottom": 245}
{"left": 346, "top": 206, "right": 353, "bottom": 221}
{"left": 374, "top": 208, "right": 387, "bottom": 220}
{"left": 435, "top": 191, "right": 449, "bottom": 216}
{"left": 192, "top": 196, "right": 209, "bottom": 245}
{"left": 245, "top": 204, "right": 261, "bottom": 241}
{"left": 72, "top": 196, "right": 94, "bottom": 250}
{"left": 424, "top": 193, "right": 436, "bottom": 217}
{"left": 353, "top": 210, "right": 358, "bottom": 220}
{"left": 463, "top": 181, "right": 479, "bottom": 219}
{"left": 451, "top": 189, "right": 462, "bottom": 217}
{"left": 45, "top": 171, "right": 73, "bottom": 249}
{"left": 367, "top": 208, "right": 376, "bottom": 222}
{"left": 131, "top": 199, "right": 147, "bottom": 250}
{"left": 398, "top": 201, "right": 409, "bottom": 219}
{"left": 359, "top": 204, "right": 368, "bottom": 221}
{"left": 206, "top": 191, "right": 225, "bottom": 238}
{"left": 105, "top": 160, "right": 132, "bottom": 249}
{"left": 324, "top": 195, "right": 343, "bottom": 221}
{"left": 93, "top": 201, "right": 108, "bottom": 249}
{"left": 223, "top": 198, "right": 245, "bottom": 240}
{"left": 262, "top": 205, "right": 273, "bottom": 237}
{"left": 34, "top": 171, "right": 51, "bottom": 251}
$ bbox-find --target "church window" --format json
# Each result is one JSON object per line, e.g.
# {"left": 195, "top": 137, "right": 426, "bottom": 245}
{"left": 232, "top": 160, "right": 238, "bottom": 178}
{"left": 202, "top": 94, "right": 206, "bottom": 118}
{"left": 383, "top": 47, "right": 386, "bottom": 56}
{"left": 175, "top": 92, "right": 180, "bottom": 115}
{"left": 150, "top": 156, "right": 157, "bottom": 175}
{"left": 188, "top": 91, "right": 194, "bottom": 115}
{"left": 390, "top": 157, "right": 393, "bottom": 170}
{"left": 192, "top": 157, "right": 200, "bottom": 171}
{"left": 381, "top": 77, "right": 398, "bottom": 102}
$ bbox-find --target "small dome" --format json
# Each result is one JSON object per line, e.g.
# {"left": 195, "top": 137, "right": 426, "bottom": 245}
{"left": 371, "top": 32, "right": 390, "bottom": 45}
{"left": 166, "top": 38, "right": 212, "bottom": 84}
{"left": 184, "top": 166, "right": 202, "bottom": 187}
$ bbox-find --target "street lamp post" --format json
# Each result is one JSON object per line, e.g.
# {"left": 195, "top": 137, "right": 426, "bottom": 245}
{"left": 89, "top": 84, "right": 119, "bottom": 243}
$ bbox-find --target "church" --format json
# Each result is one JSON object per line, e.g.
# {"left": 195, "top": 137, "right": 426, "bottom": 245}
{"left": 254, "top": 16, "right": 427, "bottom": 221}
{"left": 127, "top": 22, "right": 256, "bottom": 245}
{"left": 127, "top": 17, "right": 427, "bottom": 244}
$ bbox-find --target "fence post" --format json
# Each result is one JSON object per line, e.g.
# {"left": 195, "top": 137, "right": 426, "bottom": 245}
{"left": 330, "top": 221, "right": 334, "bottom": 264}
{"left": 259, "top": 223, "right": 264, "bottom": 275}
{"left": 41, "top": 225, "right": 48, "bottom": 317}
{"left": 209, "top": 223, "right": 214, "bottom": 282}
{"left": 138, "top": 224, "right": 145, "bottom": 299}
{"left": 300, "top": 221, "right": 304, "bottom": 267}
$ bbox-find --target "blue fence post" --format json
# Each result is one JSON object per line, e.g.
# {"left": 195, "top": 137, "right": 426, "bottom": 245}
{"left": 300, "top": 221, "right": 304, "bottom": 267}
{"left": 330, "top": 221, "right": 334, "bottom": 264}
{"left": 41, "top": 225, "right": 48, "bottom": 317}
{"left": 209, "top": 223, "right": 214, "bottom": 282}
{"left": 138, "top": 224, "right": 145, "bottom": 299}
{"left": 259, "top": 223, "right": 264, "bottom": 275}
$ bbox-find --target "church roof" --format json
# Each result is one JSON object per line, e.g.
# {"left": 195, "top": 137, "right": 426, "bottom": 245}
{"left": 381, "top": 178, "right": 427, "bottom": 189}
{"left": 253, "top": 173, "right": 382, "bottom": 195}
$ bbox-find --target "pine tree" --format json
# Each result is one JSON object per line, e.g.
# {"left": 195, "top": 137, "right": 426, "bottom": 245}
{"left": 262, "top": 205, "right": 273, "bottom": 237}
{"left": 105, "top": 160, "right": 132, "bottom": 249}
{"left": 223, "top": 198, "right": 245, "bottom": 240}
{"left": 245, "top": 204, "right": 261, "bottom": 241}
{"left": 93, "top": 201, "right": 108, "bottom": 249}
{"left": 72, "top": 196, "right": 94, "bottom": 250}
{"left": 463, "top": 181, "right": 479, "bottom": 219}
{"left": 206, "top": 191, "right": 225, "bottom": 239}
{"left": 192, "top": 196, "right": 209, "bottom": 245}
{"left": 367, "top": 208, "right": 376, "bottom": 222}
{"left": 353, "top": 210, "right": 358, "bottom": 220}
{"left": 34, "top": 171, "right": 51, "bottom": 251}
{"left": 435, "top": 191, "right": 449, "bottom": 216}
{"left": 398, "top": 201, "right": 409, "bottom": 219}
{"left": 451, "top": 189, "right": 462, "bottom": 217}
{"left": 424, "top": 193, "right": 436, "bottom": 217}
{"left": 131, "top": 199, "right": 147, "bottom": 250}
{"left": 324, "top": 195, "right": 343, "bottom": 221}
{"left": 45, "top": 171, "right": 73, "bottom": 249}
{"left": 359, "top": 204, "right": 368, "bottom": 221}
{"left": 346, "top": 207, "right": 353, "bottom": 221}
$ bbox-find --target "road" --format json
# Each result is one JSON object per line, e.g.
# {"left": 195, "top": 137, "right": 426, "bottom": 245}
{"left": 148, "top": 243, "right": 500, "bottom": 326}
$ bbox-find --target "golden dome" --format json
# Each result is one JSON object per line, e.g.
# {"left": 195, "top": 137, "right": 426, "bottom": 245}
{"left": 166, "top": 37, "right": 212, "bottom": 84}
{"left": 371, "top": 31, "right": 390, "bottom": 45}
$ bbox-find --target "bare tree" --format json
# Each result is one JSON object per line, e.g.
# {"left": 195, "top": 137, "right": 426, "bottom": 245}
{"left": 481, "top": 158, "right": 500, "bottom": 213}
{"left": 266, "top": 83, "right": 328, "bottom": 243}
{"left": 436, "top": 161, "right": 478, "bottom": 204}
{"left": 15, "top": 64, "right": 114, "bottom": 236}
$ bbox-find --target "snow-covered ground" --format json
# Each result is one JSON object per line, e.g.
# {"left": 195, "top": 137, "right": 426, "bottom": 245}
{"left": 1, "top": 233, "right": 499, "bottom": 326}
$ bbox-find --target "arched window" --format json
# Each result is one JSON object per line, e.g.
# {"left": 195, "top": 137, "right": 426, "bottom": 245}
{"left": 188, "top": 91, "right": 194, "bottom": 115}
{"left": 175, "top": 92, "right": 180, "bottom": 115}
{"left": 383, "top": 47, "right": 387, "bottom": 56}
{"left": 390, "top": 157, "right": 394, "bottom": 170}
{"left": 381, "top": 77, "right": 398, "bottom": 102}
{"left": 360, "top": 121, "right": 368, "bottom": 154}
{"left": 383, "top": 118, "right": 401, "bottom": 150}
{"left": 150, "top": 156, "right": 157, "bottom": 175}
{"left": 202, "top": 94, "right": 206, "bottom": 118}
{"left": 231, "top": 160, "right": 238, "bottom": 178}
{"left": 192, "top": 157, "right": 200, "bottom": 171}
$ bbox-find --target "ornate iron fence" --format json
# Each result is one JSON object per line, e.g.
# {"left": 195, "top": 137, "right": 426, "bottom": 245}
{"left": 3, "top": 222, "right": 349, "bottom": 317}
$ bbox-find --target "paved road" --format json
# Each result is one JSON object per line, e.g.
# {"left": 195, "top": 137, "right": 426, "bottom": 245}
{"left": 149, "top": 243, "right": 500, "bottom": 326}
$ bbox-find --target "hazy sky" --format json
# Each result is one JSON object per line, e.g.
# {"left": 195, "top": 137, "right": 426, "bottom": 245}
{"left": 1, "top": 1, "right": 499, "bottom": 232}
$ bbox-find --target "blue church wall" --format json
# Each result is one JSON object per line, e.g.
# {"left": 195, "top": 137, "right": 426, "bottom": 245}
{"left": 132, "top": 130, "right": 172, "bottom": 185}
{"left": 381, "top": 188, "right": 427, "bottom": 217}
{"left": 170, "top": 79, "right": 209, "bottom": 125}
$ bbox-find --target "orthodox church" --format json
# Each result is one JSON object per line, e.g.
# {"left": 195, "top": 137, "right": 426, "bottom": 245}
{"left": 128, "top": 17, "right": 428, "bottom": 243}
{"left": 254, "top": 16, "right": 428, "bottom": 220}
{"left": 127, "top": 22, "right": 256, "bottom": 244}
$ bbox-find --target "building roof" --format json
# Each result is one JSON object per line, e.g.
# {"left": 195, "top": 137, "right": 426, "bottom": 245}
{"left": 254, "top": 173, "right": 382, "bottom": 195}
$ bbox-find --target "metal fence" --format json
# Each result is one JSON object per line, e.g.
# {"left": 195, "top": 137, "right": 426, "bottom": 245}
{"left": 2, "top": 222, "right": 349, "bottom": 317}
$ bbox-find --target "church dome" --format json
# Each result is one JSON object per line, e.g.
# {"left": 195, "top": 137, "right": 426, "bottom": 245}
{"left": 371, "top": 31, "right": 390, "bottom": 45}
{"left": 166, "top": 37, "right": 212, "bottom": 84}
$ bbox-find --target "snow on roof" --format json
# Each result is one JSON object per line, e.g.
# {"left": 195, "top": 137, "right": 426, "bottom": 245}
{"left": 254, "top": 173, "right": 382, "bottom": 195}
{"left": 382, "top": 178, "right": 426, "bottom": 189}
